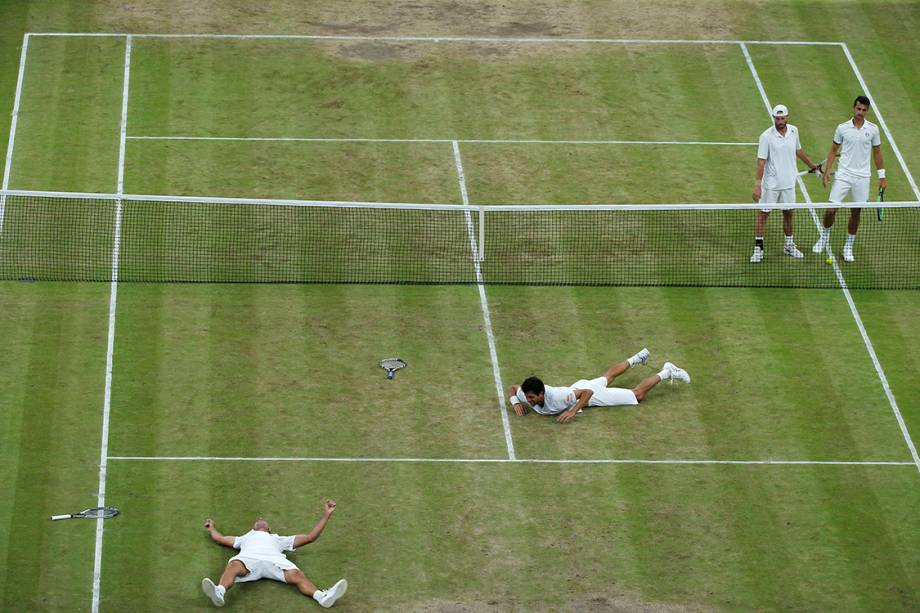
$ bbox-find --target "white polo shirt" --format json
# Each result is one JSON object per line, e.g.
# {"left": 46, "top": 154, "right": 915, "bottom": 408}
{"left": 515, "top": 385, "right": 576, "bottom": 415}
{"left": 833, "top": 119, "right": 881, "bottom": 179}
{"left": 757, "top": 124, "right": 801, "bottom": 190}
{"left": 233, "top": 530, "right": 296, "bottom": 564}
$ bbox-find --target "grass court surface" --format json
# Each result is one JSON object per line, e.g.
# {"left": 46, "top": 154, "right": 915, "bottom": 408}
{"left": 2, "top": 2, "right": 920, "bottom": 611}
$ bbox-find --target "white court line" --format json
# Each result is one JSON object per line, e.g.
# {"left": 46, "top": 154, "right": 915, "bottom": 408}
{"left": 27, "top": 32, "right": 843, "bottom": 46}
{"left": 740, "top": 42, "right": 920, "bottom": 474}
{"left": 127, "top": 135, "right": 757, "bottom": 146}
{"left": 841, "top": 44, "right": 920, "bottom": 201}
{"left": 106, "top": 455, "right": 913, "bottom": 466}
{"left": 0, "top": 33, "right": 30, "bottom": 232}
{"left": 452, "top": 140, "right": 515, "bottom": 460}
{"left": 91, "top": 34, "right": 131, "bottom": 613}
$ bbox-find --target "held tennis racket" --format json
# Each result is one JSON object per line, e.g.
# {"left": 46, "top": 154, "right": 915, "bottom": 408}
{"left": 379, "top": 358, "right": 406, "bottom": 380}
{"left": 798, "top": 159, "right": 826, "bottom": 178}
{"left": 876, "top": 186, "right": 886, "bottom": 221}
{"left": 51, "top": 507, "right": 120, "bottom": 521}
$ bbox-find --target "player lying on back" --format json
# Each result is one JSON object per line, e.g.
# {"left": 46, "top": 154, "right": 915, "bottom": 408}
{"left": 506, "top": 348, "right": 690, "bottom": 424}
{"left": 201, "top": 500, "right": 347, "bottom": 608}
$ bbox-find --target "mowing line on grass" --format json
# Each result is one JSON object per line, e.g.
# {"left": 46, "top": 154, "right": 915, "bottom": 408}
{"left": 91, "top": 34, "right": 131, "bottom": 613}
{"left": 841, "top": 44, "right": 920, "bottom": 201}
{"left": 107, "top": 455, "right": 914, "bottom": 466}
{"left": 127, "top": 136, "right": 757, "bottom": 146}
{"left": 27, "top": 32, "right": 844, "bottom": 46}
{"left": 452, "top": 140, "right": 516, "bottom": 460}
{"left": 0, "top": 33, "right": 30, "bottom": 233}
{"left": 741, "top": 42, "right": 920, "bottom": 474}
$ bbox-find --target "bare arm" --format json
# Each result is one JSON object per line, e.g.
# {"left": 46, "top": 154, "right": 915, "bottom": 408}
{"left": 796, "top": 149, "right": 819, "bottom": 172}
{"left": 204, "top": 518, "right": 236, "bottom": 548}
{"left": 556, "top": 388, "right": 593, "bottom": 424}
{"left": 293, "top": 500, "right": 337, "bottom": 548}
{"left": 873, "top": 145, "right": 887, "bottom": 191}
{"left": 823, "top": 142, "right": 840, "bottom": 187}
{"left": 506, "top": 384, "right": 528, "bottom": 416}
{"left": 752, "top": 158, "right": 767, "bottom": 202}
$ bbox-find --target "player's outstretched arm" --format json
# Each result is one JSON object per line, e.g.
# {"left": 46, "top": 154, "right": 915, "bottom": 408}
{"left": 795, "top": 148, "right": 820, "bottom": 174}
{"left": 506, "top": 384, "right": 528, "bottom": 416}
{"left": 293, "top": 499, "right": 336, "bottom": 548}
{"left": 204, "top": 518, "right": 236, "bottom": 548}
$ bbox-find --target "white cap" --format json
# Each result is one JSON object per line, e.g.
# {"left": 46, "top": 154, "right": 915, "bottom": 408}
{"left": 772, "top": 104, "right": 788, "bottom": 117}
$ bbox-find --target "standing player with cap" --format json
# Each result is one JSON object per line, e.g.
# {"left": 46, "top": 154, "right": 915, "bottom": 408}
{"left": 811, "top": 95, "right": 886, "bottom": 262}
{"left": 750, "top": 104, "right": 822, "bottom": 263}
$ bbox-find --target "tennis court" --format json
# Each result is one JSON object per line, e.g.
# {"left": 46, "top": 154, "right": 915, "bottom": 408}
{"left": 2, "top": 6, "right": 920, "bottom": 611}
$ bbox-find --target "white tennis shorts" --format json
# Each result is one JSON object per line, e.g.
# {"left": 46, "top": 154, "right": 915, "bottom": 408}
{"left": 760, "top": 187, "right": 796, "bottom": 213}
{"left": 572, "top": 377, "right": 638, "bottom": 407}
{"left": 230, "top": 555, "right": 298, "bottom": 583}
{"left": 829, "top": 171, "right": 870, "bottom": 204}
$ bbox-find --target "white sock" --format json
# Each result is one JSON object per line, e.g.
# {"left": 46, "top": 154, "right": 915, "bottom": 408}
{"left": 658, "top": 368, "right": 670, "bottom": 380}
{"left": 785, "top": 234, "right": 794, "bottom": 246}
{"left": 821, "top": 227, "right": 831, "bottom": 240}
{"left": 313, "top": 590, "right": 326, "bottom": 603}
{"left": 215, "top": 585, "right": 225, "bottom": 597}
{"left": 846, "top": 233, "right": 856, "bottom": 247}
{"left": 627, "top": 354, "right": 640, "bottom": 367}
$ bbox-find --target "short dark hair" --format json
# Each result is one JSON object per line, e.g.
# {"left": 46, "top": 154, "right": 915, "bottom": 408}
{"left": 521, "top": 376, "right": 544, "bottom": 395}
{"left": 854, "top": 95, "right": 871, "bottom": 107}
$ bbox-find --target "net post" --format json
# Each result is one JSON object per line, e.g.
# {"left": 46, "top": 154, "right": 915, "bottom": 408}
{"left": 478, "top": 206, "right": 485, "bottom": 262}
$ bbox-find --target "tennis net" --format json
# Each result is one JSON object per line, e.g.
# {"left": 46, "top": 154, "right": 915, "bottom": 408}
{"left": 1, "top": 190, "right": 917, "bottom": 289}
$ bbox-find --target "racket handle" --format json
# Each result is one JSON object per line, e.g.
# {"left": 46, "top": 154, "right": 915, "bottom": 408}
{"left": 386, "top": 370, "right": 395, "bottom": 380}
{"left": 50, "top": 514, "right": 72, "bottom": 521}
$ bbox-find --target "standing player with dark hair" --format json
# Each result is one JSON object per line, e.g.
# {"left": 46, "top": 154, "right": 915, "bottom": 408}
{"left": 812, "top": 95, "right": 887, "bottom": 262}
{"left": 505, "top": 348, "right": 689, "bottom": 424}
{"left": 750, "top": 104, "right": 822, "bottom": 263}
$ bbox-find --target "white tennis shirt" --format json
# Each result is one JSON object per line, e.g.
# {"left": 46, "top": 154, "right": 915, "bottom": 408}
{"left": 515, "top": 385, "right": 576, "bottom": 415}
{"left": 233, "top": 530, "right": 296, "bottom": 563}
{"left": 757, "top": 124, "right": 801, "bottom": 191}
{"left": 833, "top": 119, "right": 881, "bottom": 179}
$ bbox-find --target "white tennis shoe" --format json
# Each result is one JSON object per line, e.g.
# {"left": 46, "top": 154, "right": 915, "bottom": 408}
{"left": 784, "top": 243, "right": 804, "bottom": 258}
{"left": 750, "top": 247, "right": 764, "bottom": 263}
{"left": 201, "top": 578, "right": 225, "bottom": 607}
{"left": 812, "top": 236, "right": 828, "bottom": 254}
{"left": 632, "top": 348, "right": 650, "bottom": 366}
{"left": 663, "top": 362, "right": 691, "bottom": 384}
{"left": 316, "top": 578, "right": 348, "bottom": 608}
{"left": 843, "top": 245, "right": 855, "bottom": 262}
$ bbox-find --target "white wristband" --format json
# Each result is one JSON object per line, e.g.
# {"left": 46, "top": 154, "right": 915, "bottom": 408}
{"left": 877, "top": 169, "right": 886, "bottom": 179}
{"left": 509, "top": 395, "right": 521, "bottom": 405}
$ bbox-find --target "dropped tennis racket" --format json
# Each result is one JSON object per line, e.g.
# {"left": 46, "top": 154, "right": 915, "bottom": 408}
{"left": 51, "top": 507, "right": 120, "bottom": 521}
{"left": 876, "top": 186, "right": 885, "bottom": 221}
{"left": 379, "top": 358, "right": 406, "bottom": 380}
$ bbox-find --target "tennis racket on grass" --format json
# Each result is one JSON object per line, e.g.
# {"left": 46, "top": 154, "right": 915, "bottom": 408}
{"left": 379, "top": 358, "right": 406, "bottom": 380}
{"left": 876, "top": 186, "right": 886, "bottom": 221}
{"left": 51, "top": 507, "right": 120, "bottom": 521}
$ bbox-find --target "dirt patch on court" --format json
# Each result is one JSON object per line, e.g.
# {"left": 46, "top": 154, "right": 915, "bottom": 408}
{"left": 90, "top": 0, "right": 746, "bottom": 42}
{"left": 395, "top": 591, "right": 711, "bottom": 612}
